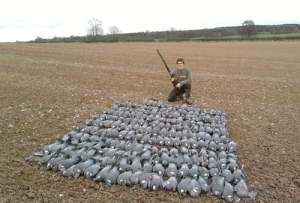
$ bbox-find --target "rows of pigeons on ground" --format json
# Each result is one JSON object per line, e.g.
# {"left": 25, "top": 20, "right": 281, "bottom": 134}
{"left": 26, "top": 99, "right": 257, "bottom": 202}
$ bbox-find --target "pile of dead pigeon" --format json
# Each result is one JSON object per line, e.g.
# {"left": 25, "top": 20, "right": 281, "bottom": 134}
{"left": 26, "top": 99, "right": 258, "bottom": 202}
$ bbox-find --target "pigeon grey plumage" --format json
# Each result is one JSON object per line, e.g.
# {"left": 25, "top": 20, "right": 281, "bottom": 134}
{"left": 241, "top": 190, "right": 259, "bottom": 202}
{"left": 178, "top": 177, "right": 192, "bottom": 197}
{"left": 118, "top": 156, "right": 130, "bottom": 173}
{"left": 130, "top": 169, "right": 143, "bottom": 185}
{"left": 26, "top": 100, "right": 257, "bottom": 202}
{"left": 45, "top": 156, "right": 65, "bottom": 171}
{"left": 143, "top": 161, "right": 153, "bottom": 173}
{"left": 84, "top": 161, "right": 102, "bottom": 179}
{"left": 93, "top": 164, "right": 113, "bottom": 182}
{"left": 211, "top": 176, "right": 225, "bottom": 198}
{"left": 198, "top": 166, "right": 210, "bottom": 180}
{"left": 105, "top": 165, "right": 120, "bottom": 186}
{"left": 232, "top": 169, "right": 245, "bottom": 184}
{"left": 222, "top": 181, "right": 234, "bottom": 202}
{"left": 59, "top": 164, "right": 76, "bottom": 177}
{"left": 234, "top": 179, "right": 248, "bottom": 198}
{"left": 148, "top": 174, "right": 163, "bottom": 191}
{"left": 130, "top": 154, "right": 142, "bottom": 173}
{"left": 220, "top": 169, "right": 234, "bottom": 183}
{"left": 139, "top": 171, "right": 153, "bottom": 189}
{"left": 187, "top": 179, "right": 201, "bottom": 197}
{"left": 198, "top": 176, "right": 209, "bottom": 193}
{"left": 164, "top": 162, "right": 178, "bottom": 177}
{"left": 117, "top": 170, "right": 133, "bottom": 186}
{"left": 58, "top": 156, "right": 81, "bottom": 171}
{"left": 73, "top": 158, "right": 96, "bottom": 178}
{"left": 178, "top": 163, "right": 189, "bottom": 179}
{"left": 153, "top": 163, "right": 165, "bottom": 177}
{"left": 162, "top": 176, "right": 178, "bottom": 192}
{"left": 188, "top": 164, "right": 200, "bottom": 180}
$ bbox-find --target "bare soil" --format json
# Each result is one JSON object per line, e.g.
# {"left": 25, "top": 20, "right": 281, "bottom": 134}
{"left": 0, "top": 42, "right": 299, "bottom": 203}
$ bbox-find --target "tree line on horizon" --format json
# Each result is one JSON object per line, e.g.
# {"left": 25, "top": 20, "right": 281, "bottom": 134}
{"left": 31, "top": 20, "right": 300, "bottom": 43}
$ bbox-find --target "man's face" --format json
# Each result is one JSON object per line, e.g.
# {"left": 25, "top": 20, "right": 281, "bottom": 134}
{"left": 177, "top": 61, "right": 184, "bottom": 70}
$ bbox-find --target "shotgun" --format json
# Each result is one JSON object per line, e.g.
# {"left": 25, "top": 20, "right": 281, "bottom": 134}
{"left": 156, "top": 49, "right": 179, "bottom": 91}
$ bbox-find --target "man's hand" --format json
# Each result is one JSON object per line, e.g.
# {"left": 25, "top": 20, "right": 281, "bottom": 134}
{"left": 171, "top": 77, "right": 180, "bottom": 89}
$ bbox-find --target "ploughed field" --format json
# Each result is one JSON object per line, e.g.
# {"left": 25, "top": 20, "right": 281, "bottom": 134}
{"left": 0, "top": 42, "right": 299, "bottom": 203}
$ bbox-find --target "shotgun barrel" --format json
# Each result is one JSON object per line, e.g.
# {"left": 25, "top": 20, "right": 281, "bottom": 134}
{"left": 157, "top": 49, "right": 179, "bottom": 91}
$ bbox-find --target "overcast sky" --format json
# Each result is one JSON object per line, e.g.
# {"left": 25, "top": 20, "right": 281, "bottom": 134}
{"left": 1, "top": 0, "right": 299, "bottom": 42}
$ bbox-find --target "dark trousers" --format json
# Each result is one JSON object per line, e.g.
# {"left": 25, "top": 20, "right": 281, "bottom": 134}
{"left": 168, "top": 83, "right": 191, "bottom": 102}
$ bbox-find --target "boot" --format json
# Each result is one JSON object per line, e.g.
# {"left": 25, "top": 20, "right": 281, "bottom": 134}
{"left": 184, "top": 89, "right": 193, "bottom": 105}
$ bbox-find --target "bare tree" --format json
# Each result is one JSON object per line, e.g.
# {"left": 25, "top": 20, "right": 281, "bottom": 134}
{"left": 168, "top": 27, "right": 176, "bottom": 32}
{"left": 108, "top": 26, "right": 122, "bottom": 35}
{"left": 165, "top": 27, "right": 177, "bottom": 38}
{"left": 35, "top": 36, "right": 43, "bottom": 42}
{"left": 87, "top": 18, "right": 103, "bottom": 42}
{"left": 107, "top": 26, "right": 122, "bottom": 42}
{"left": 240, "top": 20, "right": 257, "bottom": 38}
